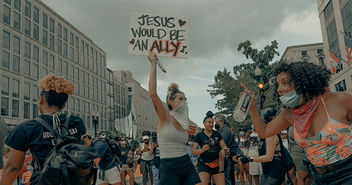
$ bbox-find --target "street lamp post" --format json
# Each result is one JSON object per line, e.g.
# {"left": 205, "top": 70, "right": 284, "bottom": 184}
{"left": 92, "top": 111, "right": 99, "bottom": 137}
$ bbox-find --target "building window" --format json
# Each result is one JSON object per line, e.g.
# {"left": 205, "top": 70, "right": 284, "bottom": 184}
{"left": 63, "top": 61, "right": 68, "bottom": 75}
{"left": 12, "top": 99, "right": 19, "bottom": 118}
{"left": 32, "top": 64, "right": 39, "bottom": 79}
{"left": 13, "top": 35, "right": 20, "bottom": 54}
{"left": 24, "top": 83, "right": 30, "bottom": 100}
{"left": 33, "top": 7, "right": 39, "bottom": 23}
{"left": 57, "top": 39, "right": 62, "bottom": 53}
{"left": 14, "top": 11, "right": 20, "bottom": 30}
{"left": 301, "top": 50, "right": 307, "bottom": 57}
{"left": 33, "top": 45, "right": 39, "bottom": 62}
{"left": 70, "top": 46, "right": 74, "bottom": 60}
{"left": 43, "top": 29, "right": 48, "bottom": 45}
{"left": 57, "top": 58, "right": 62, "bottom": 73}
{"left": 3, "top": 5, "right": 11, "bottom": 25}
{"left": 24, "top": 60, "right": 30, "bottom": 76}
{"left": 32, "top": 86, "right": 38, "bottom": 101}
{"left": 43, "top": 13, "right": 48, "bottom": 29}
{"left": 63, "top": 28, "right": 68, "bottom": 41}
{"left": 12, "top": 79, "right": 19, "bottom": 98}
{"left": 1, "top": 97, "right": 9, "bottom": 116}
{"left": 24, "top": 102, "right": 30, "bottom": 119}
{"left": 32, "top": 104, "right": 38, "bottom": 118}
{"left": 25, "top": 42, "right": 31, "bottom": 59}
{"left": 12, "top": 55, "right": 20, "bottom": 73}
{"left": 2, "top": 76, "right": 9, "bottom": 96}
{"left": 63, "top": 43, "right": 68, "bottom": 57}
{"left": 57, "top": 24, "right": 62, "bottom": 38}
{"left": 2, "top": 31, "right": 10, "bottom": 50}
{"left": 327, "top": 20, "right": 341, "bottom": 58}
{"left": 33, "top": 24, "right": 39, "bottom": 41}
{"left": 335, "top": 79, "right": 347, "bottom": 92}
{"left": 70, "top": 33, "right": 74, "bottom": 46}
{"left": 14, "top": 0, "right": 21, "bottom": 11}
{"left": 49, "top": 18, "right": 55, "bottom": 33}
{"left": 50, "top": 34, "right": 55, "bottom": 49}
{"left": 42, "top": 51, "right": 48, "bottom": 66}
{"left": 319, "top": 57, "right": 324, "bottom": 66}
{"left": 25, "top": 1, "right": 31, "bottom": 18}
{"left": 2, "top": 50, "right": 10, "bottom": 70}
{"left": 324, "top": 1, "right": 333, "bottom": 19}
{"left": 317, "top": 49, "right": 323, "bottom": 55}
{"left": 49, "top": 54, "right": 55, "bottom": 70}
{"left": 342, "top": 0, "right": 352, "bottom": 34}
{"left": 25, "top": 19, "right": 31, "bottom": 36}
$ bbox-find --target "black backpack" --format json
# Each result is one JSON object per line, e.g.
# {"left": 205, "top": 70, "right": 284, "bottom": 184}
{"left": 32, "top": 115, "right": 98, "bottom": 185}
{"left": 92, "top": 138, "right": 121, "bottom": 170}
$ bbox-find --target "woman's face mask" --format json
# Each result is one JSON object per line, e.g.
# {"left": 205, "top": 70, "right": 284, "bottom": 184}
{"left": 240, "top": 131, "right": 245, "bottom": 137}
{"left": 170, "top": 100, "right": 189, "bottom": 130}
{"left": 279, "top": 89, "right": 303, "bottom": 108}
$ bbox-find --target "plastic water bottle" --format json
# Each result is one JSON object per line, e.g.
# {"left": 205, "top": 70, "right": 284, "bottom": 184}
{"left": 233, "top": 93, "right": 252, "bottom": 122}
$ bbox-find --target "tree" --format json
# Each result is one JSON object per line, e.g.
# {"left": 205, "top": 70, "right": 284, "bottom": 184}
{"left": 208, "top": 40, "right": 280, "bottom": 130}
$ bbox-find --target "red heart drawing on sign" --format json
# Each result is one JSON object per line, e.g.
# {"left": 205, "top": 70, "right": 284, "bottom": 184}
{"left": 129, "top": 39, "right": 135, "bottom": 45}
{"left": 178, "top": 19, "right": 187, "bottom": 27}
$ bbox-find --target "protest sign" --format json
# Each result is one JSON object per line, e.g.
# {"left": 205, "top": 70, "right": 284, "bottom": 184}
{"left": 129, "top": 12, "right": 189, "bottom": 58}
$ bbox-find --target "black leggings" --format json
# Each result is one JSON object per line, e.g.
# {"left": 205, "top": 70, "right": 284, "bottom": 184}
{"left": 160, "top": 155, "right": 201, "bottom": 185}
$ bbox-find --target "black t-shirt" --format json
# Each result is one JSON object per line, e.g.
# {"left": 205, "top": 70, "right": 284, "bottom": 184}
{"left": 5, "top": 114, "right": 86, "bottom": 173}
{"left": 195, "top": 130, "right": 223, "bottom": 163}
{"left": 92, "top": 139, "right": 116, "bottom": 170}
{"left": 120, "top": 145, "right": 131, "bottom": 164}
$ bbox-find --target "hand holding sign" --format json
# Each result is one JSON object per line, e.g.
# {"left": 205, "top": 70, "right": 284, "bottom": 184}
{"left": 147, "top": 52, "right": 167, "bottom": 73}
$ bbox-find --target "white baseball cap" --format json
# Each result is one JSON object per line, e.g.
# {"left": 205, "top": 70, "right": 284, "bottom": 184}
{"left": 143, "top": 135, "right": 150, "bottom": 140}
{"left": 281, "top": 130, "right": 287, "bottom": 134}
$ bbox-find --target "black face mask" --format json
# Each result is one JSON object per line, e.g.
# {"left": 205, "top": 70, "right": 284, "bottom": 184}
{"left": 145, "top": 141, "right": 149, "bottom": 144}
{"left": 215, "top": 124, "right": 220, "bottom": 130}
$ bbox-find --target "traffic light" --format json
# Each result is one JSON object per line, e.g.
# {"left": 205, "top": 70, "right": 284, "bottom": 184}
{"left": 258, "top": 82, "right": 265, "bottom": 109}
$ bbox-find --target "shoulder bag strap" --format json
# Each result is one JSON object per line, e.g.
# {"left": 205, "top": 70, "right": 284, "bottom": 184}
{"left": 34, "top": 117, "right": 59, "bottom": 138}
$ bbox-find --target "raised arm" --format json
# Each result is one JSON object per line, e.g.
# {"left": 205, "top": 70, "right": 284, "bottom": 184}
{"left": 148, "top": 53, "right": 169, "bottom": 124}
{"left": 241, "top": 84, "right": 291, "bottom": 138}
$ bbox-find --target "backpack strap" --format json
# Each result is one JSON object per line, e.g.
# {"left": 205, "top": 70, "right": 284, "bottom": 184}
{"left": 34, "top": 117, "right": 59, "bottom": 138}
{"left": 61, "top": 114, "right": 70, "bottom": 136}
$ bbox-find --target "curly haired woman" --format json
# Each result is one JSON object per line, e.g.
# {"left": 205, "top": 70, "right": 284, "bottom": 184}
{"left": 0, "top": 75, "right": 86, "bottom": 185}
{"left": 242, "top": 61, "right": 352, "bottom": 185}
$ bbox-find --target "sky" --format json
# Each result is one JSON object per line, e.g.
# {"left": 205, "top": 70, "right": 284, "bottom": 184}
{"left": 41, "top": 0, "right": 323, "bottom": 127}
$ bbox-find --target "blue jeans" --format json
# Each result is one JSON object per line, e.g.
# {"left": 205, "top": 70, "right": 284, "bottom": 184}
{"left": 152, "top": 165, "right": 160, "bottom": 185}
{"left": 224, "top": 158, "right": 232, "bottom": 185}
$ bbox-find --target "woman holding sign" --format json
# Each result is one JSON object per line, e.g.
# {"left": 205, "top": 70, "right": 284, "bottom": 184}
{"left": 241, "top": 61, "right": 352, "bottom": 185}
{"left": 147, "top": 53, "right": 201, "bottom": 185}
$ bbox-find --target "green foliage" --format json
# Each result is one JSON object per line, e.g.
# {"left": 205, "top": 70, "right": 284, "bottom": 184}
{"left": 208, "top": 40, "right": 281, "bottom": 130}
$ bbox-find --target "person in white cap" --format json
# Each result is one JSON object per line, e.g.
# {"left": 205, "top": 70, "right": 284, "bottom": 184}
{"left": 280, "top": 130, "right": 288, "bottom": 150}
{"left": 137, "top": 134, "right": 154, "bottom": 185}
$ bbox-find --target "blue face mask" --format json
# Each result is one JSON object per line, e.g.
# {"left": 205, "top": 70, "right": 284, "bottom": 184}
{"left": 279, "top": 90, "right": 303, "bottom": 108}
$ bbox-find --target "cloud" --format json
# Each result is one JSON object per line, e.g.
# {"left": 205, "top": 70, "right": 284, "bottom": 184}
{"left": 41, "top": 0, "right": 320, "bottom": 126}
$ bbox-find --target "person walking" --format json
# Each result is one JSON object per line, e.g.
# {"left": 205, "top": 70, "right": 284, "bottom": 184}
{"left": 137, "top": 135, "right": 154, "bottom": 185}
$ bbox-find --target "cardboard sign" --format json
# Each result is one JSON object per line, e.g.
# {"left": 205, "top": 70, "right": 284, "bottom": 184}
{"left": 128, "top": 12, "right": 189, "bottom": 58}
{"left": 188, "top": 125, "right": 197, "bottom": 136}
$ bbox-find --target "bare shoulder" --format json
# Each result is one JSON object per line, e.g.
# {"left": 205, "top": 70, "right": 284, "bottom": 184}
{"left": 324, "top": 92, "right": 352, "bottom": 107}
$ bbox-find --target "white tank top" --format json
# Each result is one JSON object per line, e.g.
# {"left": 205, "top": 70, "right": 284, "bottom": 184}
{"left": 140, "top": 143, "right": 154, "bottom": 161}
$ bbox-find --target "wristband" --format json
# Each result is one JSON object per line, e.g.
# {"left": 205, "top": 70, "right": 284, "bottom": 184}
{"left": 250, "top": 157, "right": 254, "bottom": 162}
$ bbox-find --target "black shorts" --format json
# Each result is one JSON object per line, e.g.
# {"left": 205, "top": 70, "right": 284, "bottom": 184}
{"left": 197, "top": 160, "right": 222, "bottom": 175}
{"left": 160, "top": 154, "right": 200, "bottom": 185}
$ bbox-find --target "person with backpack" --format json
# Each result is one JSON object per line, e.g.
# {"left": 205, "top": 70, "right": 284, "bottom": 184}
{"left": 137, "top": 134, "right": 154, "bottom": 185}
{"left": 0, "top": 74, "right": 91, "bottom": 185}
{"left": 92, "top": 131, "right": 122, "bottom": 185}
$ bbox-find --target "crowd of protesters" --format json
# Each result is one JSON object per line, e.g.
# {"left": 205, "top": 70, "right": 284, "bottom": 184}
{"left": 1, "top": 53, "right": 352, "bottom": 185}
